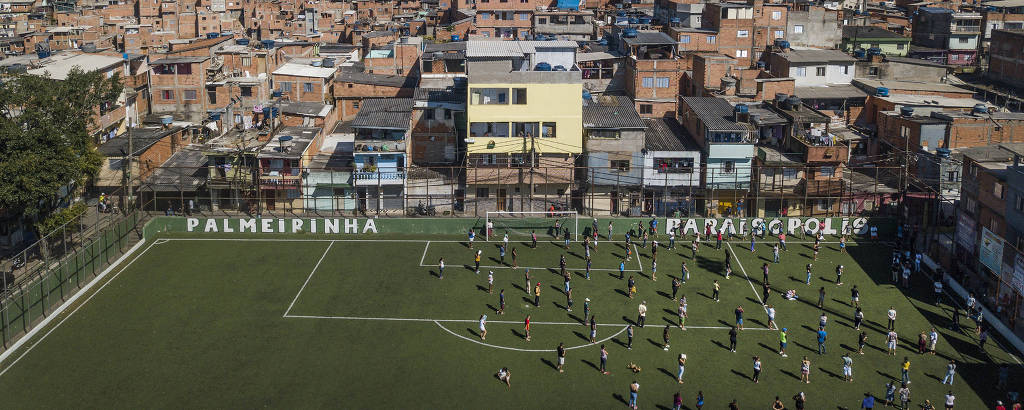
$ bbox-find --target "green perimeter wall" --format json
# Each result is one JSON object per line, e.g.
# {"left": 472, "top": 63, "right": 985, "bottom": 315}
{"left": 143, "top": 216, "right": 897, "bottom": 239}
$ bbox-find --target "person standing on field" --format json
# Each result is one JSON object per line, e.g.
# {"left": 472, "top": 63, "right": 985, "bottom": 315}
{"left": 498, "top": 289, "right": 506, "bottom": 315}
{"left": 637, "top": 301, "right": 648, "bottom": 327}
{"left": 556, "top": 342, "right": 566, "bottom": 373}
{"left": 524, "top": 315, "right": 532, "bottom": 341}
{"left": 599, "top": 344, "right": 609, "bottom": 375}
{"left": 438, "top": 257, "right": 445, "bottom": 279}
{"left": 534, "top": 282, "right": 541, "bottom": 307}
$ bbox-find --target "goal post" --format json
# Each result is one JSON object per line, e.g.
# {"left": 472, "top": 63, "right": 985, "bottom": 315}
{"left": 485, "top": 211, "right": 579, "bottom": 242}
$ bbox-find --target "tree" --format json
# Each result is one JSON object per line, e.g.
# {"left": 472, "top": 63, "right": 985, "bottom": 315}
{"left": 0, "top": 67, "right": 122, "bottom": 220}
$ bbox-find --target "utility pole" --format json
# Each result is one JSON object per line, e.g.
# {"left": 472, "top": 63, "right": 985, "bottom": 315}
{"left": 529, "top": 132, "right": 536, "bottom": 212}
{"left": 127, "top": 126, "right": 133, "bottom": 213}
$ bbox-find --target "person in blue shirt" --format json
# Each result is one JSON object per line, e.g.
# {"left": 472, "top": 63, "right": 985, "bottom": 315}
{"left": 619, "top": 259, "right": 626, "bottom": 279}
{"left": 817, "top": 328, "right": 828, "bottom": 354}
{"left": 468, "top": 229, "right": 475, "bottom": 249}
{"left": 861, "top": 392, "right": 875, "bottom": 409}
{"left": 499, "top": 244, "right": 506, "bottom": 265}
{"left": 650, "top": 217, "right": 658, "bottom": 238}
{"left": 681, "top": 261, "right": 689, "bottom": 283}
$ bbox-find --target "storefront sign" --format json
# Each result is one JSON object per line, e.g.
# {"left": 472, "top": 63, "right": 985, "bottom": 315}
{"left": 979, "top": 227, "right": 1004, "bottom": 275}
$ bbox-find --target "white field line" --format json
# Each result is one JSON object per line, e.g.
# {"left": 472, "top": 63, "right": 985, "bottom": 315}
{"left": 633, "top": 243, "right": 644, "bottom": 273}
{"left": 282, "top": 240, "right": 335, "bottom": 317}
{"left": 282, "top": 314, "right": 774, "bottom": 331}
{"left": 419, "top": 241, "right": 431, "bottom": 266}
{"left": 419, "top": 263, "right": 641, "bottom": 272}
{"left": 433, "top": 321, "right": 629, "bottom": 352}
{"left": 726, "top": 242, "right": 773, "bottom": 320}
{"left": 0, "top": 239, "right": 153, "bottom": 377}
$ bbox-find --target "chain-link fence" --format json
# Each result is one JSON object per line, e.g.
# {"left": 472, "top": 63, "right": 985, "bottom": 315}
{"left": 131, "top": 163, "right": 906, "bottom": 220}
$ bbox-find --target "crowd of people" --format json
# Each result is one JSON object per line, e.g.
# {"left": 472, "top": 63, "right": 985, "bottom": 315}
{"left": 445, "top": 217, "right": 1017, "bottom": 409}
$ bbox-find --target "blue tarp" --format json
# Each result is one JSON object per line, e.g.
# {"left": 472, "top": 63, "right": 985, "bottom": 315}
{"left": 556, "top": 0, "right": 580, "bottom": 10}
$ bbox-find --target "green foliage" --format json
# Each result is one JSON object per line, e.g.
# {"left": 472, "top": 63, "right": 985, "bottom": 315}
{"left": 34, "top": 201, "right": 87, "bottom": 237}
{"left": 0, "top": 68, "right": 123, "bottom": 219}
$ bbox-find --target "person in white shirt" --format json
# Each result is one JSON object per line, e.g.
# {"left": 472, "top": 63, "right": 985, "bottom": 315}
{"left": 934, "top": 280, "right": 944, "bottom": 305}
{"left": 637, "top": 301, "right": 648, "bottom": 328}
{"left": 944, "top": 391, "right": 955, "bottom": 409}
{"left": 887, "top": 307, "right": 897, "bottom": 330}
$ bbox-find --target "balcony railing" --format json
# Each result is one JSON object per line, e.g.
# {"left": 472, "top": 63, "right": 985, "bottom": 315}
{"left": 354, "top": 171, "right": 407, "bottom": 185}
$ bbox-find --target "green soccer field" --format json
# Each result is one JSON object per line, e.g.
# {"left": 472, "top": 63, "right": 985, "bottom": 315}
{"left": 0, "top": 230, "right": 1020, "bottom": 409}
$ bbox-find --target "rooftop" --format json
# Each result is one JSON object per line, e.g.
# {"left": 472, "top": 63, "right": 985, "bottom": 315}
{"left": 622, "top": 32, "right": 676, "bottom": 47}
{"left": 852, "top": 78, "right": 971, "bottom": 94}
{"left": 272, "top": 62, "right": 337, "bottom": 78}
{"left": 260, "top": 127, "right": 318, "bottom": 158}
{"left": 150, "top": 56, "right": 211, "bottom": 65}
{"left": 466, "top": 40, "right": 578, "bottom": 58}
{"left": 680, "top": 97, "right": 750, "bottom": 132}
{"left": 644, "top": 117, "right": 699, "bottom": 152}
{"left": 97, "top": 126, "right": 183, "bottom": 157}
{"left": 774, "top": 49, "right": 857, "bottom": 64}
{"left": 352, "top": 98, "right": 414, "bottom": 130}
{"left": 144, "top": 146, "right": 208, "bottom": 191}
{"left": 583, "top": 95, "right": 645, "bottom": 129}
{"left": 275, "top": 101, "right": 333, "bottom": 117}
{"left": 879, "top": 94, "right": 988, "bottom": 108}
{"left": 795, "top": 84, "right": 868, "bottom": 100}
{"left": 334, "top": 71, "right": 412, "bottom": 87}
{"left": 26, "top": 53, "right": 123, "bottom": 80}
{"left": 842, "top": 26, "right": 909, "bottom": 39}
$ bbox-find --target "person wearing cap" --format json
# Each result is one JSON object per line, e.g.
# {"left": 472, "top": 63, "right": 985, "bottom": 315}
{"left": 487, "top": 271, "right": 494, "bottom": 293}
{"left": 474, "top": 249, "right": 482, "bottom": 274}
{"left": 583, "top": 298, "right": 591, "bottom": 323}
{"left": 637, "top": 301, "right": 648, "bottom": 327}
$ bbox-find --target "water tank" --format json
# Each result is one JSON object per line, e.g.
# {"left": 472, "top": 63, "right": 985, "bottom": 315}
{"left": 311, "top": 60, "right": 323, "bottom": 67}
{"left": 670, "top": 17, "right": 681, "bottom": 24}
{"left": 262, "top": 107, "right": 271, "bottom": 117}
{"left": 735, "top": 104, "right": 749, "bottom": 114}
{"left": 552, "top": 65, "right": 567, "bottom": 71}
{"left": 582, "top": 90, "right": 592, "bottom": 101}
{"left": 206, "top": 32, "right": 220, "bottom": 39}
{"left": 160, "top": 115, "right": 173, "bottom": 125}
{"left": 936, "top": 148, "right": 951, "bottom": 158}
{"left": 209, "top": 112, "right": 222, "bottom": 121}
{"left": 786, "top": 96, "right": 802, "bottom": 110}
{"left": 322, "top": 58, "right": 335, "bottom": 68}
{"left": 623, "top": 28, "right": 638, "bottom": 38}
{"left": 534, "top": 62, "right": 552, "bottom": 71}
{"left": 597, "top": 38, "right": 608, "bottom": 46}
{"left": 756, "top": 61, "right": 766, "bottom": 69}
{"left": 80, "top": 43, "right": 97, "bottom": 53}
{"left": 628, "top": 17, "right": 639, "bottom": 24}
{"left": 261, "top": 39, "right": 276, "bottom": 49}
{"left": 875, "top": 87, "right": 890, "bottom": 97}
{"left": 774, "top": 93, "right": 788, "bottom": 104}
{"left": 451, "top": 35, "right": 460, "bottom": 41}
{"left": 616, "top": 11, "right": 626, "bottom": 16}
{"left": 853, "top": 49, "right": 867, "bottom": 59}
{"left": 749, "top": 113, "right": 761, "bottom": 123}
{"left": 271, "top": 90, "right": 282, "bottom": 98}
{"left": 36, "top": 50, "right": 50, "bottom": 59}
{"left": 774, "top": 39, "right": 789, "bottom": 49}
{"left": 973, "top": 103, "right": 988, "bottom": 114}
{"left": 236, "top": 38, "right": 250, "bottom": 45}
{"left": 900, "top": 106, "right": 915, "bottom": 117}
{"left": 867, "top": 47, "right": 882, "bottom": 56}
{"left": 271, "top": 107, "right": 280, "bottom": 117}
{"left": 122, "top": 52, "right": 129, "bottom": 60}
{"left": 639, "top": 17, "right": 652, "bottom": 25}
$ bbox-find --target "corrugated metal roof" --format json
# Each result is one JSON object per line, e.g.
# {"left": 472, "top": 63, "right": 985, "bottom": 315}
{"left": 775, "top": 49, "right": 857, "bottom": 64}
{"left": 583, "top": 95, "right": 645, "bottom": 129}
{"left": 273, "top": 62, "right": 337, "bottom": 78}
{"left": 644, "top": 118, "right": 699, "bottom": 151}
{"left": 466, "top": 40, "right": 578, "bottom": 58}
{"left": 334, "top": 71, "right": 411, "bottom": 87}
{"left": 795, "top": 84, "right": 868, "bottom": 100}
{"left": 352, "top": 98, "right": 413, "bottom": 130}
{"left": 680, "top": 97, "right": 749, "bottom": 132}
{"left": 26, "top": 53, "right": 123, "bottom": 80}
{"left": 622, "top": 32, "right": 676, "bottom": 46}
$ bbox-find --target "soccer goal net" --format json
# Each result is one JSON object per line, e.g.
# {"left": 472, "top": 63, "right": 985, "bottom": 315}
{"left": 485, "top": 211, "right": 579, "bottom": 242}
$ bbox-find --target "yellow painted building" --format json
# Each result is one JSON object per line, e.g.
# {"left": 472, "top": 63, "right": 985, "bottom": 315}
{"left": 464, "top": 40, "right": 584, "bottom": 212}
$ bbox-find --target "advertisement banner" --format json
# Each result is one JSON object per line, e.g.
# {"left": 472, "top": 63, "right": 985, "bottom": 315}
{"left": 979, "top": 227, "right": 1004, "bottom": 275}
{"left": 957, "top": 214, "right": 976, "bottom": 250}
{"left": 1014, "top": 254, "right": 1024, "bottom": 293}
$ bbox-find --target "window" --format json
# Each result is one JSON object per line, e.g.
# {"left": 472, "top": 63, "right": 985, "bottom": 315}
{"left": 353, "top": 101, "right": 359, "bottom": 109}
{"left": 542, "top": 122, "right": 556, "bottom": 138}
{"left": 772, "top": 10, "right": 781, "bottom": 20}
{"left": 897, "top": 43, "right": 905, "bottom": 50}
{"left": 737, "top": 30, "right": 749, "bottom": 38}
{"left": 476, "top": 187, "right": 490, "bottom": 198}
{"left": 538, "top": 17, "right": 547, "bottom": 24}
{"left": 795, "top": 67, "right": 806, "bottom": 76}
{"left": 842, "top": 65, "right": 850, "bottom": 75}
{"left": 587, "top": 129, "right": 620, "bottom": 139}
{"left": 518, "top": 13, "right": 528, "bottom": 20}
{"left": 959, "top": 37, "right": 969, "bottom": 44}
{"left": 655, "top": 157, "right": 694, "bottom": 173}
{"left": 994, "top": 182, "right": 1005, "bottom": 199}
{"left": 816, "top": 66, "right": 826, "bottom": 76}
{"left": 471, "top": 88, "right": 509, "bottom": 104}
{"left": 240, "top": 86, "right": 252, "bottom": 97}
{"left": 970, "top": 164, "right": 978, "bottom": 177}
{"left": 280, "top": 81, "right": 292, "bottom": 92}
{"left": 794, "top": 25, "right": 803, "bottom": 33}
{"left": 722, "top": 160, "right": 735, "bottom": 174}
{"left": 241, "top": 56, "right": 251, "bottom": 66}
{"left": 900, "top": 125, "right": 910, "bottom": 138}
{"left": 736, "top": 49, "right": 748, "bottom": 58}
{"left": 868, "top": 66, "right": 879, "bottom": 75}
{"left": 470, "top": 122, "right": 510, "bottom": 138}
{"left": 182, "top": 89, "right": 197, "bottom": 101}
{"left": 610, "top": 160, "right": 630, "bottom": 172}
{"left": 303, "top": 82, "right": 314, "bottom": 93}
{"left": 707, "top": 36, "right": 716, "bottom": 44}
{"left": 947, "top": 171, "right": 958, "bottom": 182}
{"left": 161, "top": 90, "right": 174, "bottom": 100}
{"left": 512, "top": 88, "right": 527, "bottom": 104}
{"left": 774, "top": 30, "right": 784, "bottom": 38}
{"left": 655, "top": 77, "right": 670, "bottom": 88}
{"left": 478, "top": 12, "right": 489, "bottom": 20}
{"left": 964, "top": 196, "right": 978, "bottom": 215}
{"left": 423, "top": 108, "right": 435, "bottom": 120}
{"left": 816, "top": 199, "right": 832, "bottom": 211}
{"left": 639, "top": 104, "right": 653, "bottom": 114}
{"left": 444, "top": 109, "right": 452, "bottom": 120}
{"left": 642, "top": 77, "right": 654, "bottom": 88}
{"left": 680, "top": 35, "right": 691, "bottom": 44}
{"left": 819, "top": 166, "right": 835, "bottom": 177}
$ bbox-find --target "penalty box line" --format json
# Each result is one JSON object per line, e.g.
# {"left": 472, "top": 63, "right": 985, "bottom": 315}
{"left": 282, "top": 314, "right": 774, "bottom": 331}
{"left": 418, "top": 240, "right": 643, "bottom": 272}
{"left": 283, "top": 240, "right": 336, "bottom": 317}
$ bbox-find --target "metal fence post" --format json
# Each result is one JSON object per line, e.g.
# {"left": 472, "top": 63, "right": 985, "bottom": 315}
{"left": 19, "top": 283, "right": 27, "bottom": 333}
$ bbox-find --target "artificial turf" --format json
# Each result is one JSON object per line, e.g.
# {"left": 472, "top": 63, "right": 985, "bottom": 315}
{"left": 0, "top": 231, "right": 1019, "bottom": 409}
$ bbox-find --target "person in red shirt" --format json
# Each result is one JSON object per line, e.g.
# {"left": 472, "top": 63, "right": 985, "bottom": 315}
{"left": 779, "top": 232, "right": 788, "bottom": 251}
{"left": 524, "top": 315, "right": 532, "bottom": 341}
